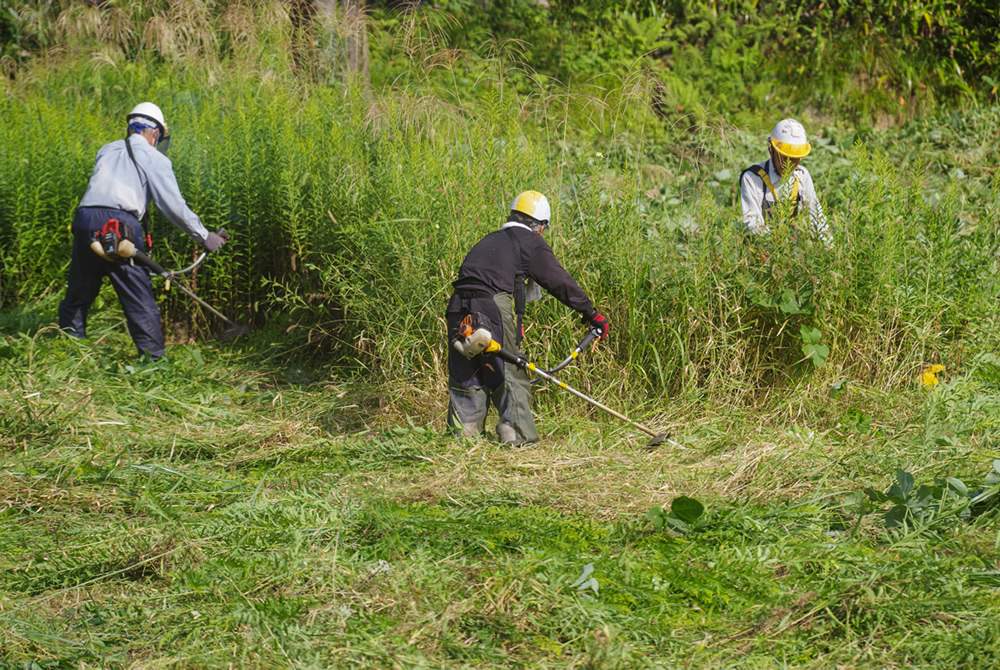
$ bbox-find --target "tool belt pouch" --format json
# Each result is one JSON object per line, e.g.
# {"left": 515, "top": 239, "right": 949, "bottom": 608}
{"left": 90, "top": 219, "right": 137, "bottom": 262}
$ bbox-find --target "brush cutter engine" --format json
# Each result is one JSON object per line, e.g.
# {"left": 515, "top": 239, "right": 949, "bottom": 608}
{"left": 452, "top": 312, "right": 496, "bottom": 358}
{"left": 90, "top": 218, "right": 137, "bottom": 262}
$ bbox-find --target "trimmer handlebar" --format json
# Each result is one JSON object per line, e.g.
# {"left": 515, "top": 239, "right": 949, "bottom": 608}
{"left": 146, "top": 228, "right": 229, "bottom": 277}
{"left": 535, "top": 326, "right": 604, "bottom": 377}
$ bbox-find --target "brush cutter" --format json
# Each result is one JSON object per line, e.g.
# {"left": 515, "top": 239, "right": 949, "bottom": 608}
{"left": 99, "top": 227, "right": 250, "bottom": 340}
{"left": 452, "top": 314, "right": 669, "bottom": 446}
{"left": 530, "top": 326, "right": 603, "bottom": 382}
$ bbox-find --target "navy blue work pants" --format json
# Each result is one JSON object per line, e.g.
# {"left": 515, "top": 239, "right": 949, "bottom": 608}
{"left": 58, "top": 207, "right": 164, "bottom": 359}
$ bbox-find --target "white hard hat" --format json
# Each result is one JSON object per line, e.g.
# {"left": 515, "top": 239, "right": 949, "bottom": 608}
{"left": 127, "top": 102, "right": 167, "bottom": 134}
{"left": 510, "top": 190, "right": 551, "bottom": 225}
{"left": 769, "top": 118, "right": 811, "bottom": 158}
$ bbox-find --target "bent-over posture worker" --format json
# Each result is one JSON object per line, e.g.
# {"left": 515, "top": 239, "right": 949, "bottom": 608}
{"left": 58, "top": 102, "right": 226, "bottom": 359}
{"left": 740, "top": 118, "right": 831, "bottom": 246}
{"left": 446, "top": 190, "right": 609, "bottom": 446}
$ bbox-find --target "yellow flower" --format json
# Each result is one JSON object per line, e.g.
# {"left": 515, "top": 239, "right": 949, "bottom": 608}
{"left": 920, "top": 364, "right": 946, "bottom": 388}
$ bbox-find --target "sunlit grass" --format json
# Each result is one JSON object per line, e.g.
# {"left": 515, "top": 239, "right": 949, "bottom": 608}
{"left": 1, "top": 326, "right": 999, "bottom": 667}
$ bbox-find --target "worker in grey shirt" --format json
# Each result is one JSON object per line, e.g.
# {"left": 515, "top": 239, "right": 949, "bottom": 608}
{"left": 58, "top": 102, "right": 226, "bottom": 359}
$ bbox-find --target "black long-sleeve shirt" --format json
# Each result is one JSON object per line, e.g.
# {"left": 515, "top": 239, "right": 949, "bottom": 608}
{"left": 450, "top": 223, "right": 594, "bottom": 317}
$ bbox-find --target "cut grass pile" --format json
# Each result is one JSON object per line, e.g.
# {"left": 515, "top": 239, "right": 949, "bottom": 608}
{"left": 2, "top": 320, "right": 999, "bottom": 669}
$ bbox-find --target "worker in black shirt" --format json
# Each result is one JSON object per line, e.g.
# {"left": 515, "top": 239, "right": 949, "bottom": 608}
{"left": 446, "top": 190, "right": 609, "bottom": 445}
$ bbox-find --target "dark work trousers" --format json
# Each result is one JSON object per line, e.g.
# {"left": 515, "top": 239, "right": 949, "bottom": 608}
{"left": 446, "top": 291, "right": 538, "bottom": 445}
{"left": 58, "top": 207, "right": 164, "bottom": 359}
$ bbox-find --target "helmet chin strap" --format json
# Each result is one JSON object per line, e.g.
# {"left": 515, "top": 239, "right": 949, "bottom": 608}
{"left": 769, "top": 146, "right": 799, "bottom": 177}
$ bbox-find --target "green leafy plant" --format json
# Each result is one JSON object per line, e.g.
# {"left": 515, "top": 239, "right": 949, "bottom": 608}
{"left": 828, "top": 380, "right": 847, "bottom": 398}
{"left": 800, "top": 326, "right": 830, "bottom": 368}
{"left": 839, "top": 407, "right": 872, "bottom": 434}
{"left": 864, "top": 467, "right": 999, "bottom": 531}
{"left": 646, "top": 496, "right": 704, "bottom": 533}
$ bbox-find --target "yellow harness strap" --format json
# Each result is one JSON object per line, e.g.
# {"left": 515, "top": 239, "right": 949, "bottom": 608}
{"left": 755, "top": 166, "right": 799, "bottom": 203}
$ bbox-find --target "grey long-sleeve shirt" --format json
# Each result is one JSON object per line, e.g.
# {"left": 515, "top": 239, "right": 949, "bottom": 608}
{"left": 78, "top": 133, "right": 209, "bottom": 243}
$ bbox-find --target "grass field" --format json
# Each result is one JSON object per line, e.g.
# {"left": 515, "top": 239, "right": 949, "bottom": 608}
{"left": 3, "top": 2, "right": 1000, "bottom": 667}
{"left": 2, "top": 311, "right": 999, "bottom": 668}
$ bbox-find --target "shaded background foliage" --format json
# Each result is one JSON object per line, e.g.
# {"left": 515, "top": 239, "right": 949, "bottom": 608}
{"left": 1, "top": 0, "right": 999, "bottom": 401}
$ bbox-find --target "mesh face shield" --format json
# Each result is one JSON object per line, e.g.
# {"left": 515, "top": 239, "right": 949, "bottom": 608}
{"left": 127, "top": 117, "right": 171, "bottom": 156}
{"left": 155, "top": 133, "right": 171, "bottom": 156}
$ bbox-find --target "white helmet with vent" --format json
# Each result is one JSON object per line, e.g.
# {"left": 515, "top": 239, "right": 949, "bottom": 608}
{"left": 769, "top": 118, "right": 811, "bottom": 158}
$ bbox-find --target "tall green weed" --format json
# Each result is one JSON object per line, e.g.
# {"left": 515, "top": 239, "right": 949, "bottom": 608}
{"left": 1, "top": 3, "right": 999, "bottom": 405}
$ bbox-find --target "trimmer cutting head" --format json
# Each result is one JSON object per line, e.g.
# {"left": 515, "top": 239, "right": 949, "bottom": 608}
{"left": 220, "top": 324, "right": 251, "bottom": 341}
{"left": 647, "top": 432, "right": 670, "bottom": 447}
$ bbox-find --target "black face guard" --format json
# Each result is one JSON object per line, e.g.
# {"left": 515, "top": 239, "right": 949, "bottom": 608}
{"left": 155, "top": 132, "right": 171, "bottom": 156}
{"left": 126, "top": 114, "right": 171, "bottom": 156}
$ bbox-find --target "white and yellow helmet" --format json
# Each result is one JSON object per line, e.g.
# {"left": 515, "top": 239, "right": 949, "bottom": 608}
{"left": 510, "top": 190, "right": 551, "bottom": 226}
{"left": 769, "top": 118, "right": 811, "bottom": 159}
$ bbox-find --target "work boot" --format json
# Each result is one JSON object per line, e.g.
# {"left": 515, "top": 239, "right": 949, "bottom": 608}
{"left": 496, "top": 422, "right": 536, "bottom": 448}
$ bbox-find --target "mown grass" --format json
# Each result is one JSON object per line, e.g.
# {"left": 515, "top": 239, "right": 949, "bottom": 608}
{"left": 2, "top": 317, "right": 999, "bottom": 669}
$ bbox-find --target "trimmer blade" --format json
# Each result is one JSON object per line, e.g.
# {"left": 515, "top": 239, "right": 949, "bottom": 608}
{"left": 219, "top": 324, "right": 251, "bottom": 341}
{"left": 645, "top": 432, "right": 671, "bottom": 449}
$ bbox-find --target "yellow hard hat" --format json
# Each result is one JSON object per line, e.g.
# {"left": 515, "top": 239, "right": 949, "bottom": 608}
{"left": 510, "top": 190, "right": 550, "bottom": 225}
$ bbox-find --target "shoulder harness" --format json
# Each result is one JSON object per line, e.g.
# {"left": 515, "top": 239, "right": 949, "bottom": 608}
{"left": 124, "top": 136, "right": 154, "bottom": 251}
{"left": 741, "top": 164, "right": 801, "bottom": 218}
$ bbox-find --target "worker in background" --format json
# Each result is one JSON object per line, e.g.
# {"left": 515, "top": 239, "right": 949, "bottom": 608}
{"left": 446, "top": 190, "right": 609, "bottom": 446}
{"left": 739, "top": 118, "right": 832, "bottom": 247}
{"left": 58, "top": 102, "right": 226, "bottom": 360}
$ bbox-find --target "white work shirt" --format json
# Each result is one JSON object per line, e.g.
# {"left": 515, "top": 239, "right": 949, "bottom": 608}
{"left": 739, "top": 159, "right": 830, "bottom": 245}
{"left": 78, "top": 134, "right": 209, "bottom": 243}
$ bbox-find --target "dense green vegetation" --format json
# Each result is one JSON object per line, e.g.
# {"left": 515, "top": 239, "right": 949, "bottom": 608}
{"left": 2, "top": 1, "right": 1000, "bottom": 667}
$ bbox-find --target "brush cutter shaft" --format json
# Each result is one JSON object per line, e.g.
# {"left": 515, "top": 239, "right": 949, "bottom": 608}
{"left": 133, "top": 250, "right": 167, "bottom": 275}
{"left": 493, "top": 343, "right": 659, "bottom": 438}
{"left": 130, "top": 227, "right": 245, "bottom": 333}
{"left": 167, "top": 280, "right": 240, "bottom": 328}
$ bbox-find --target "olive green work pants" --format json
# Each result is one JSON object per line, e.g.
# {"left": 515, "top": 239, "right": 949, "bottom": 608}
{"left": 447, "top": 292, "right": 538, "bottom": 445}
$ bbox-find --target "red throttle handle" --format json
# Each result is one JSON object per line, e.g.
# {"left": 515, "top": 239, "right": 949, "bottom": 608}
{"left": 588, "top": 312, "right": 609, "bottom": 341}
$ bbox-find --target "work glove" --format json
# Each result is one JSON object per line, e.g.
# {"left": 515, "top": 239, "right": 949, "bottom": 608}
{"left": 203, "top": 232, "right": 226, "bottom": 253}
{"left": 585, "top": 310, "right": 610, "bottom": 340}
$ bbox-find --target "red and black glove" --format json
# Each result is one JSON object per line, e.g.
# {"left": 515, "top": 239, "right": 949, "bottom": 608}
{"left": 585, "top": 310, "right": 609, "bottom": 340}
